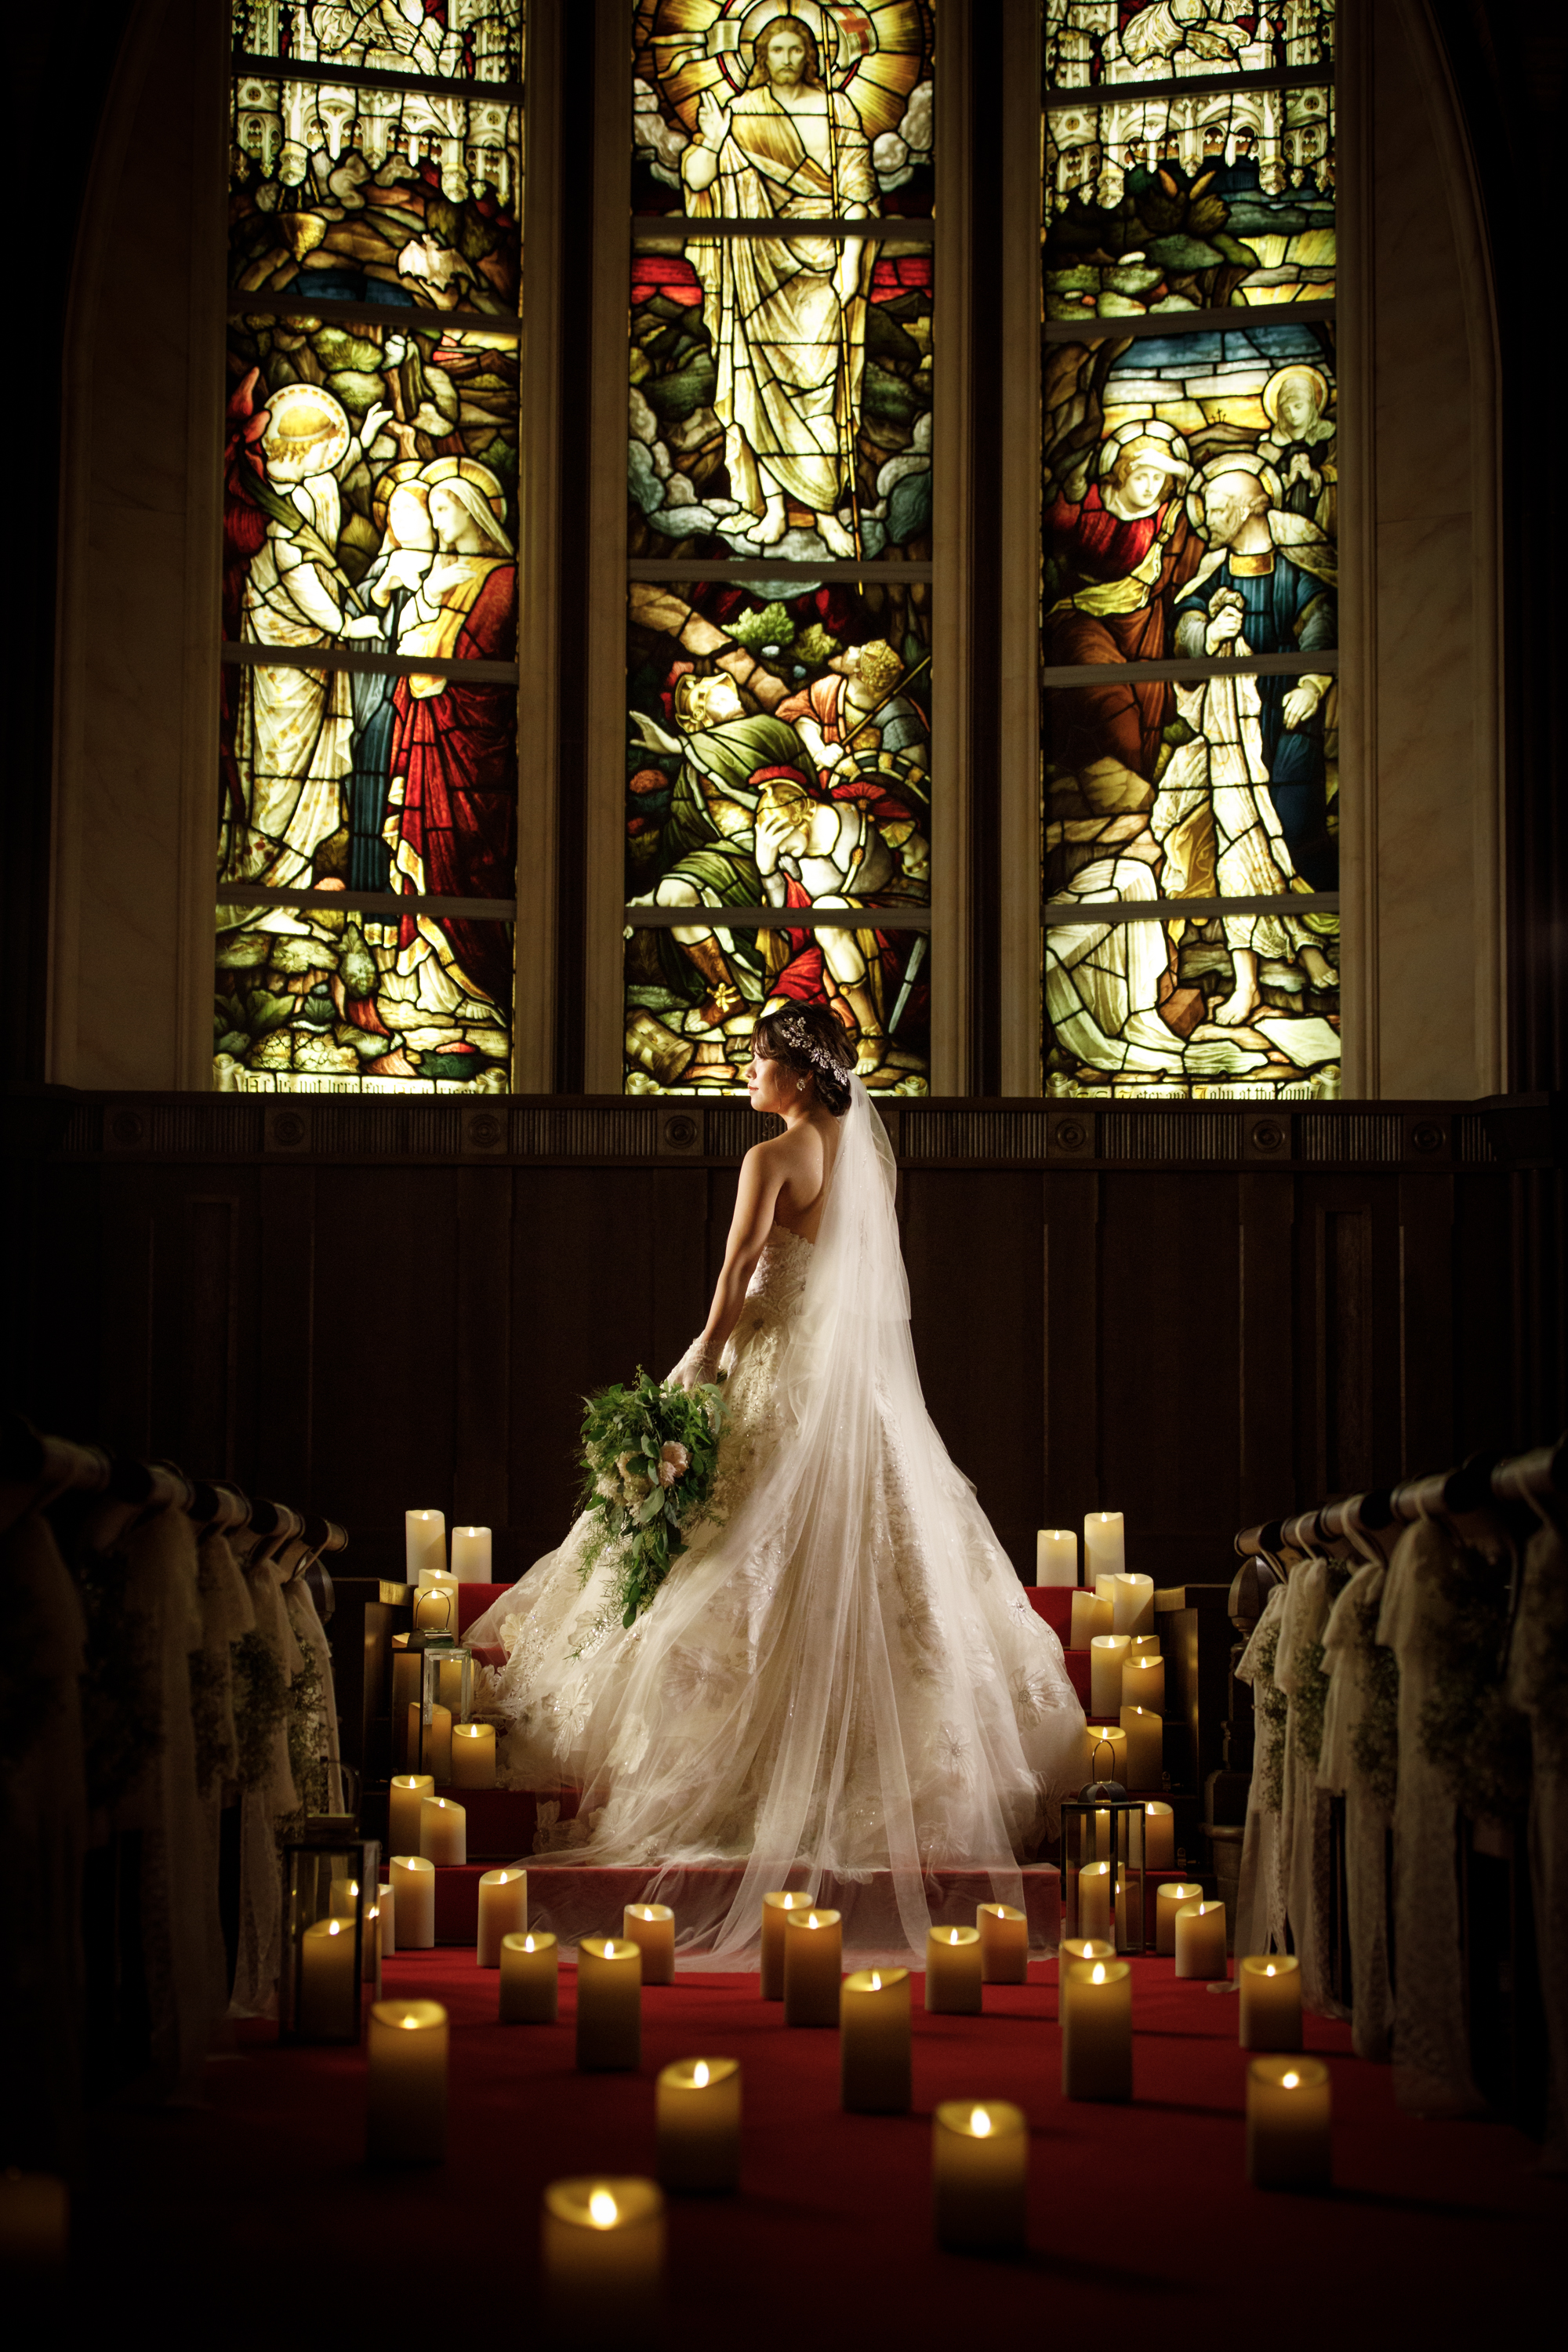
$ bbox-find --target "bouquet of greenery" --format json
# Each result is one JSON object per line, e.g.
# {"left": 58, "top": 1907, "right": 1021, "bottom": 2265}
{"left": 579, "top": 1368, "right": 728, "bottom": 1627}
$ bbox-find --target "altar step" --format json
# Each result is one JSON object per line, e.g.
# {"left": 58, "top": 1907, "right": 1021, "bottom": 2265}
{"left": 413, "top": 1860, "right": 1062, "bottom": 1952}
{"left": 452, "top": 1581, "right": 1094, "bottom": 1707}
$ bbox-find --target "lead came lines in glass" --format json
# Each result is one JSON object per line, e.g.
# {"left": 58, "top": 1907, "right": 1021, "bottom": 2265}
{"left": 1040, "top": 2, "right": 1341, "bottom": 1102}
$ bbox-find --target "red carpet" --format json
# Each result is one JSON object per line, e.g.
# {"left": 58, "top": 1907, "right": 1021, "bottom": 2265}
{"left": 61, "top": 1947, "right": 1559, "bottom": 2344}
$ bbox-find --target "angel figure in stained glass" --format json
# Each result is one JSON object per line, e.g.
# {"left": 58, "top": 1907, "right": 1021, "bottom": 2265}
{"left": 379, "top": 465, "right": 517, "bottom": 1034}
{"left": 1260, "top": 363, "right": 1337, "bottom": 538}
{"left": 681, "top": 14, "right": 877, "bottom": 556}
{"left": 346, "top": 463, "right": 437, "bottom": 892}
{"left": 220, "top": 379, "right": 392, "bottom": 921}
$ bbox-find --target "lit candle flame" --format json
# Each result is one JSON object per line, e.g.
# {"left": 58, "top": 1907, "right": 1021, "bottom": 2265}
{"left": 949, "top": 1929, "right": 962, "bottom": 1944}
{"left": 588, "top": 2190, "right": 619, "bottom": 2228}
{"left": 1091, "top": 1964, "right": 1107, "bottom": 1984}
{"left": 1265, "top": 1964, "right": 1276, "bottom": 1976}
{"left": 1282, "top": 2071, "right": 1300, "bottom": 2090}
{"left": 524, "top": 1935, "right": 535, "bottom": 1952}
{"left": 970, "top": 2107, "right": 992, "bottom": 2136}
{"left": 869, "top": 1973, "right": 881, "bottom": 1991}
{"left": 692, "top": 2061, "right": 710, "bottom": 2088}
{"left": 327, "top": 1921, "right": 343, "bottom": 1938}
{"left": 808, "top": 1913, "right": 820, "bottom": 1929}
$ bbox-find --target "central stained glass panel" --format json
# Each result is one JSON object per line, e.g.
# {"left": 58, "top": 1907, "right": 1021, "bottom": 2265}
{"left": 624, "top": 579, "right": 931, "bottom": 1096}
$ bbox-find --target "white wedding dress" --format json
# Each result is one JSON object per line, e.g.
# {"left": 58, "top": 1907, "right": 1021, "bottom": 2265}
{"left": 467, "top": 1078, "right": 1085, "bottom": 1960}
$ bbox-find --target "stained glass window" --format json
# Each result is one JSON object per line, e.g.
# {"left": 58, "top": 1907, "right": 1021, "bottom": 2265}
{"left": 1040, "top": 2, "right": 1340, "bottom": 1100}
{"left": 625, "top": 2, "right": 937, "bottom": 1096}
{"left": 217, "top": 4, "right": 524, "bottom": 1094}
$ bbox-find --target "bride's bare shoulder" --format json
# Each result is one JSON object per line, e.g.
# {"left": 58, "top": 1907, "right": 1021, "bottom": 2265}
{"left": 744, "top": 1125, "right": 825, "bottom": 1184}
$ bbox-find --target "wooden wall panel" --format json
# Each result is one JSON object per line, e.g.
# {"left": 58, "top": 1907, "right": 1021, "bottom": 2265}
{"left": 6, "top": 1096, "right": 1554, "bottom": 1592}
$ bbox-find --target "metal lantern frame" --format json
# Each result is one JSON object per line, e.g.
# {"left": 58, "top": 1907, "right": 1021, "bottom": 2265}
{"left": 281, "top": 1834, "right": 381, "bottom": 2045}
{"left": 1060, "top": 1779, "right": 1148, "bottom": 1956}
{"left": 412, "top": 1637, "right": 474, "bottom": 1777}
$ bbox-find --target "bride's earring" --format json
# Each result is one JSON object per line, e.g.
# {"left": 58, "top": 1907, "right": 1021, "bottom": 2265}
{"left": 797, "top": 1080, "right": 806, "bottom": 1094}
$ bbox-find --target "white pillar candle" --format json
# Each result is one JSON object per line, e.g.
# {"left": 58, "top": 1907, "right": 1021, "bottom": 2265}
{"left": 1247, "top": 2056, "right": 1332, "bottom": 2189}
{"left": 924, "top": 1925, "right": 983, "bottom": 2015}
{"left": 405, "top": 1510, "right": 445, "bottom": 1583}
{"left": 576, "top": 1938, "right": 642, "bottom": 2071}
{"left": 1083, "top": 1511, "right": 1125, "bottom": 1583}
{"left": 782, "top": 1908, "right": 842, "bottom": 2026}
{"left": 433, "top": 1653, "right": 469, "bottom": 1715}
{"left": 1143, "top": 1801, "right": 1176, "bottom": 1871}
{"left": 419, "top": 1795, "right": 466, "bottom": 1865}
{"left": 1062, "top": 1959, "right": 1132, "bottom": 2100}
{"left": 1070, "top": 1587, "right": 1113, "bottom": 1647}
{"left": 1127, "top": 1632, "right": 1162, "bottom": 1660}
{"left": 1120, "top": 1703, "right": 1163, "bottom": 1789}
{"left": 976, "top": 1902, "right": 1028, "bottom": 1984}
{"left": 408, "top": 1702, "right": 452, "bottom": 1781}
{"left": 500, "top": 1930, "right": 559, "bottom": 2023}
{"left": 477, "top": 1867, "right": 528, "bottom": 1965}
{"left": 1035, "top": 1529, "right": 1077, "bottom": 1586}
{"left": 1174, "top": 1899, "right": 1228, "bottom": 1980}
{"left": 623, "top": 1904, "right": 676, "bottom": 1986}
{"left": 388, "top": 1773, "right": 434, "bottom": 1857}
{"left": 328, "top": 1875, "right": 360, "bottom": 1919}
{"left": 376, "top": 1881, "right": 397, "bottom": 1958}
{"left": 1155, "top": 1880, "right": 1204, "bottom": 1956}
{"left": 931, "top": 2101, "right": 1028, "bottom": 2252}
{"left": 1239, "top": 1955, "right": 1303, "bottom": 2050}
{"left": 0, "top": 2172, "right": 69, "bottom": 2269}
{"left": 1090, "top": 1634, "right": 1131, "bottom": 1715}
{"left": 759, "top": 1891, "right": 816, "bottom": 2000}
{"left": 1112, "top": 1573, "right": 1155, "bottom": 1635}
{"left": 1122, "top": 1653, "right": 1166, "bottom": 1713}
{"left": 840, "top": 1968, "right": 912, "bottom": 2113}
{"left": 365, "top": 1897, "right": 383, "bottom": 1993}
{"left": 298, "top": 1917, "right": 358, "bottom": 2039}
{"left": 655, "top": 2058, "right": 741, "bottom": 2192}
{"left": 366, "top": 1998, "right": 448, "bottom": 2163}
{"left": 541, "top": 2179, "right": 665, "bottom": 2329}
{"left": 449, "top": 1723, "right": 496, "bottom": 1788}
{"left": 390, "top": 1650, "right": 422, "bottom": 1767}
{"left": 1076, "top": 1860, "right": 1112, "bottom": 1941}
{"left": 450, "top": 1525, "right": 492, "bottom": 1581}
{"left": 390, "top": 1855, "right": 435, "bottom": 1949}
{"left": 1084, "top": 1724, "right": 1128, "bottom": 1784}
{"left": 1057, "top": 1937, "right": 1115, "bottom": 2029}
{"left": 413, "top": 1583, "right": 459, "bottom": 1635}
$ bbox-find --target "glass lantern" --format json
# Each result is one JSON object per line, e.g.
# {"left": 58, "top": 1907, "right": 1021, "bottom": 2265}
{"left": 1059, "top": 1745, "right": 1147, "bottom": 1956}
{"left": 411, "top": 1638, "right": 473, "bottom": 1782}
{"left": 281, "top": 1835, "right": 381, "bottom": 2043}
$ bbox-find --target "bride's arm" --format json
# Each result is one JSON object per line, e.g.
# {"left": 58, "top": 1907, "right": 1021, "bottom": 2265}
{"left": 669, "top": 1143, "right": 782, "bottom": 1387}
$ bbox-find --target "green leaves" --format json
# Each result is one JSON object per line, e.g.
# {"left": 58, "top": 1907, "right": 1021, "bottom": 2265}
{"left": 578, "top": 1368, "right": 728, "bottom": 1627}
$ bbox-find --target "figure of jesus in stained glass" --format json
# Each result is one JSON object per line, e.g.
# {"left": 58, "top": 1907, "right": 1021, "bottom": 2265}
{"left": 681, "top": 14, "right": 877, "bottom": 555}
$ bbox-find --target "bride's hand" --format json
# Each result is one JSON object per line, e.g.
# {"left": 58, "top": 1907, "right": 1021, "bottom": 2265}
{"left": 667, "top": 1337, "right": 719, "bottom": 1392}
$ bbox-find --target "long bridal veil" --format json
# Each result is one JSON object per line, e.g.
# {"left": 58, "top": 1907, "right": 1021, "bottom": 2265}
{"left": 548, "top": 1075, "right": 1083, "bottom": 1961}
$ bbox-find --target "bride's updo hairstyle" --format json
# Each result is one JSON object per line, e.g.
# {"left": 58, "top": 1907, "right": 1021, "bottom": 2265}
{"left": 753, "top": 1003, "right": 855, "bottom": 1117}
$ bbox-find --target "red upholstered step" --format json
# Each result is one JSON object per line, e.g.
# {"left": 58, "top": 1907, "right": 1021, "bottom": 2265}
{"left": 456, "top": 1582, "right": 1093, "bottom": 1701}
{"left": 418, "top": 1860, "right": 1062, "bottom": 1951}
{"left": 434, "top": 1786, "right": 578, "bottom": 1860}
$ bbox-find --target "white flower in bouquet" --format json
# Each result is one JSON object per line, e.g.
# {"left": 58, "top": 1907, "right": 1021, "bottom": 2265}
{"left": 658, "top": 1439, "right": 690, "bottom": 1488}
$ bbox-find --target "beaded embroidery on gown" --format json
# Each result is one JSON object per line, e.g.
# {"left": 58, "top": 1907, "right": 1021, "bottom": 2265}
{"left": 467, "top": 1078, "right": 1085, "bottom": 1960}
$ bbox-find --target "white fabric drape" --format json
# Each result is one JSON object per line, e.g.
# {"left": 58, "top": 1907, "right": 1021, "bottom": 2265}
{"left": 1508, "top": 1515, "right": 1568, "bottom": 2169}
{"left": 1319, "top": 1553, "right": 1397, "bottom": 2060}
{"left": 1233, "top": 1581, "right": 1289, "bottom": 1961}
{"left": 470, "top": 1078, "right": 1085, "bottom": 1962}
{"left": 1274, "top": 1555, "right": 1351, "bottom": 2020}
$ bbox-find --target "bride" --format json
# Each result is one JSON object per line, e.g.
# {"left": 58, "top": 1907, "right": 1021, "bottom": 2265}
{"left": 467, "top": 1003, "right": 1085, "bottom": 1959}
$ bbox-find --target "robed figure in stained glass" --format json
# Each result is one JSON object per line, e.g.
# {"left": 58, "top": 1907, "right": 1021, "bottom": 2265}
{"left": 681, "top": 16, "right": 877, "bottom": 557}
{"left": 383, "top": 468, "right": 518, "bottom": 1026}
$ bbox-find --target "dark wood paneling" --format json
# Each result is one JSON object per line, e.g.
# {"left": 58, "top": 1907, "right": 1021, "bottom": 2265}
{"left": 6, "top": 1094, "right": 1555, "bottom": 1591}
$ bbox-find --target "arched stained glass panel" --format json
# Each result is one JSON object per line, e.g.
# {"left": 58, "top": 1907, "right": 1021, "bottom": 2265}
{"left": 622, "top": 2, "right": 938, "bottom": 1098}
{"left": 1040, "top": 2, "right": 1341, "bottom": 1101}
{"left": 216, "top": 4, "right": 525, "bottom": 1095}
